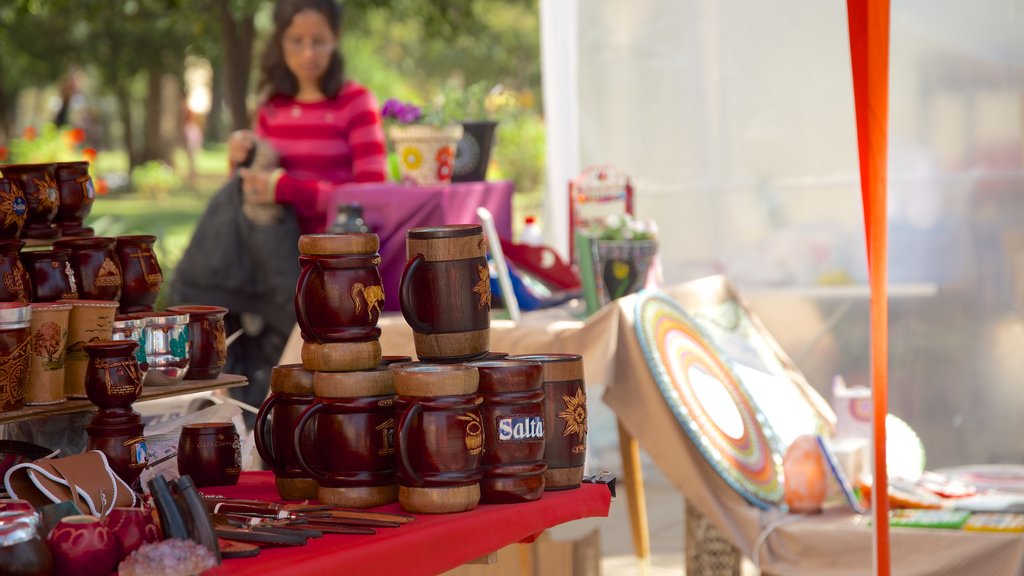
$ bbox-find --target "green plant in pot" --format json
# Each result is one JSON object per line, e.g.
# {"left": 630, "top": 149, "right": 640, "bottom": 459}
{"left": 442, "top": 82, "right": 502, "bottom": 183}
{"left": 588, "top": 214, "right": 659, "bottom": 305}
{"left": 382, "top": 99, "right": 463, "bottom": 185}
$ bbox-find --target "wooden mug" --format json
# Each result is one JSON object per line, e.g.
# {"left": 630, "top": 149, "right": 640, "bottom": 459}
{"left": 20, "top": 249, "right": 78, "bottom": 302}
{"left": 292, "top": 368, "right": 398, "bottom": 508}
{"left": 507, "top": 354, "right": 587, "bottom": 490}
{"left": 177, "top": 422, "right": 241, "bottom": 488}
{"left": 86, "top": 410, "right": 147, "bottom": 487}
{"left": 466, "top": 359, "right": 547, "bottom": 504}
{"left": 0, "top": 163, "right": 59, "bottom": 240}
{"left": 0, "top": 240, "right": 31, "bottom": 303}
{"left": 254, "top": 364, "right": 318, "bottom": 500}
{"left": 114, "top": 235, "right": 162, "bottom": 314}
{"left": 53, "top": 237, "right": 122, "bottom": 302}
{"left": 0, "top": 177, "right": 28, "bottom": 240}
{"left": 295, "top": 234, "right": 383, "bottom": 372}
{"left": 400, "top": 225, "right": 491, "bottom": 362}
{"left": 393, "top": 363, "right": 482, "bottom": 513}
{"left": 54, "top": 161, "right": 96, "bottom": 237}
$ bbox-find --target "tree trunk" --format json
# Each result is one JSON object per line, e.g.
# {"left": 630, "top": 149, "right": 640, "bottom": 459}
{"left": 205, "top": 59, "right": 226, "bottom": 144}
{"left": 218, "top": 0, "right": 255, "bottom": 131}
{"left": 115, "top": 85, "right": 137, "bottom": 173}
{"left": 142, "top": 68, "right": 165, "bottom": 164}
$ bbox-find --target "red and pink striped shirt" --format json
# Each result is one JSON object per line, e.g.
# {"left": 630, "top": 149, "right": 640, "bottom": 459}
{"left": 256, "top": 81, "right": 387, "bottom": 233}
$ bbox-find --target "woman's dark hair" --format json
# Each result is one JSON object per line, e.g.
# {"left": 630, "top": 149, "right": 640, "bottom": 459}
{"left": 259, "top": 0, "right": 345, "bottom": 99}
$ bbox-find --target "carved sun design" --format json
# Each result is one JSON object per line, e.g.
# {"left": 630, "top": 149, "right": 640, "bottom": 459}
{"left": 558, "top": 388, "right": 588, "bottom": 441}
{"left": 473, "top": 264, "right": 491, "bottom": 310}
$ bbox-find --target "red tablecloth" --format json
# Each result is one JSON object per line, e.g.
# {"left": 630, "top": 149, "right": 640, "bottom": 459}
{"left": 204, "top": 471, "right": 610, "bottom": 575}
{"left": 320, "top": 181, "right": 515, "bottom": 311}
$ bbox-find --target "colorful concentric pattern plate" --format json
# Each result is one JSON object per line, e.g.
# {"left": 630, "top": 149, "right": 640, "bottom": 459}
{"left": 634, "top": 291, "right": 784, "bottom": 509}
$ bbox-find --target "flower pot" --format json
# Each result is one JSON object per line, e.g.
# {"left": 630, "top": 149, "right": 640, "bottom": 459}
{"left": 452, "top": 121, "right": 497, "bottom": 183}
{"left": 591, "top": 239, "right": 658, "bottom": 304}
{"left": 388, "top": 125, "right": 464, "bottom": 185}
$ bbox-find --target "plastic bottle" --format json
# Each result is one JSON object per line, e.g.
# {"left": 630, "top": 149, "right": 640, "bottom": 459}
{"left": 519, "top": 216, "right": 544, "bottom": 246}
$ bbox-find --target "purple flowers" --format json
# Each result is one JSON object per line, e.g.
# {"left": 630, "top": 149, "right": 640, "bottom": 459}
{"left": 381, "top": 98, "right": 423, "bottom": 124}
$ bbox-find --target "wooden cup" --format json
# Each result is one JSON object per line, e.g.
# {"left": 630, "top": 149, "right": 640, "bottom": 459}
{"left": 295, "top": 234, "right": 383, "bottom": 372}
{"left": 26, "top": 302, "right": 71, "bottom": 406}
{"left": 393, "top": 363, "right": 482, "bottom": 513}
{"left": 177, "top": 422, "right": 241, "bottom": 488}
{"left": 254, "top": 364, "right": 319, "bottom": 500}
{"left": 507, "top": 354, "right": 587, "bottom": 490}
{"left": 293, "top": 368, "right": 398, "bottom": 508}
{"left": 400, "top": 225, "right": 491, "bottom": 362}
{"left": 466, "top": 359, "right": 547, "bottom": 504}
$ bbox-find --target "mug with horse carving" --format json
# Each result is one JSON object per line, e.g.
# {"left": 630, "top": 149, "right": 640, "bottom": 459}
{"left": 295, "top": 234, "right": 384, "bottom": 371}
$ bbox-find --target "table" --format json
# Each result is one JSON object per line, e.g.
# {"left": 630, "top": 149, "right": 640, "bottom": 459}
{"left": 321, "top": 181, "right": 514, "bottom": 311}
{"left": 285, "top": 285, "right": 1024, "bottom": 576}
{"left": 204, "top": 471, "right": 610, "bottom": 575}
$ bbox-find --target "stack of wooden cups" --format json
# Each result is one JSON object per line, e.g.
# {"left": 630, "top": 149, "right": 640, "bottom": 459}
{"left": 266, "top": 234, "right": 398, "bottom": 507}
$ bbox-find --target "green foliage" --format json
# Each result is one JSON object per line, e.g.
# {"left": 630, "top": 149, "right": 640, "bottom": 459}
{"left": 4, "top": 124, "right": 91, "bottom": 164}
{"left": 131, "top": 160, "right": 180, "bottom": 200}
{"left": 490, "top": 113, "right": 546, "bottom": 195}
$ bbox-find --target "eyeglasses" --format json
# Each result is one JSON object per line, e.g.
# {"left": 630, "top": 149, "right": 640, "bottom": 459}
{"left": 282, "top": 36, "right": 334, "bottom": 55}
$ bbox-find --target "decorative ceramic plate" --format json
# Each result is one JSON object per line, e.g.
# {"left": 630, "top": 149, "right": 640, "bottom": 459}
{"left": 676, "top": 276, "right": 834, "bottom": 448}
{"left": 634, "top": 291, "right": 784, "bottom": 509}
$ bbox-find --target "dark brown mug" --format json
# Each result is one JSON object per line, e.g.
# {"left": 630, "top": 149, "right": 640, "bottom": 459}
{"left": 400, "top": 225, "right": 491, "bottom": 362}
{"left": 53, "top": 237, "right": 121, "bottom": 302}
{"left": 0, "top": 303, "right": 31, "bottom": 413}
{"left": 295, "top": 234, "right": 383, "bottom": 372}
{"left": 394, "top": 363, "right": 482, "bottom": 513}
{"left": 54, "top": 161, "right": 95, "bottom": 237}
{"left": 166, "top": 305, "right": 227, "bottom": 380}
{"left": 508, "top": 354, "right": 587, "bottom": 490}
{"left": 177, "top": 422, "right": 241, "bottom": 488}
{"left": 114, "top": 235, "right": 162, "bottom": 314}
{"left": 0, "top": 163, "right": 59, "bottom": 240}
{"left": 0, "top": 178, "right": 28, "bottom": 241}
{"left": 466, "top": 359, "right": 546, "bottom": 503}
{"left": 82, "top": 340, "right": 142, "bottom": 410}
{"left": 293, "top": 369, "right": 397, "bottom": 508}
{"left": 86, "top": 410, "right": 147, "bottom": 487}
{"left": 254, "top": 364, "right": 318, "bottom": 500}
{"left": 20, "top": 249, "right": 78, "bottom": 302}
{"left": 0, "top": 240, "right": 31, "bottom": 303}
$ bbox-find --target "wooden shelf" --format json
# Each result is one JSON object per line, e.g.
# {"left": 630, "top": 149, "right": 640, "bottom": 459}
{"left": 0, "top": 373, "right": 248, "bottom": 425}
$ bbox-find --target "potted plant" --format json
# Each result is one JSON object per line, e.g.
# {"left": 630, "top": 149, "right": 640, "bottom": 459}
{"left": 444, "top": 82, "right": 501, "bottom": 183}
{"left": 381, "top": 98, "right": 463, "bottom": 185}
{"left": 586, "top": 213, "right": 659, "bottom": 305}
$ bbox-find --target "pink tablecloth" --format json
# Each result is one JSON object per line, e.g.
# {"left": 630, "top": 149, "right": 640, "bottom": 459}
{"left": 320, "top": 181, "right": 514, "bottom": 311}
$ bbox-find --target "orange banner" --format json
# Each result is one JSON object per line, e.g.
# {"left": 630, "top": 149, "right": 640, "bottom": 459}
{"left": 846, "top": 0, "right": 891, "bottom": 574}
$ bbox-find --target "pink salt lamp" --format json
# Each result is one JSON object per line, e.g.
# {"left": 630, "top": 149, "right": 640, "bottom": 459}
{"left": 783, "top": 434, "right": 827, "bottom": 514}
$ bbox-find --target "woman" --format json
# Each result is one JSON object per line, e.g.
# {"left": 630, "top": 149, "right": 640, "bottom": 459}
{"left": 231, "top": 0, "right": 388, "bottom": 234}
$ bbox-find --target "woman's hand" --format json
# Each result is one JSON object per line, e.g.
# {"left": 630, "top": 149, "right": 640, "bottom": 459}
{"left": 228, "top": 130, "right": 255, "bottom": 169}
{"left": 238, "top": 167, "right": 282, "bottom": 206}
